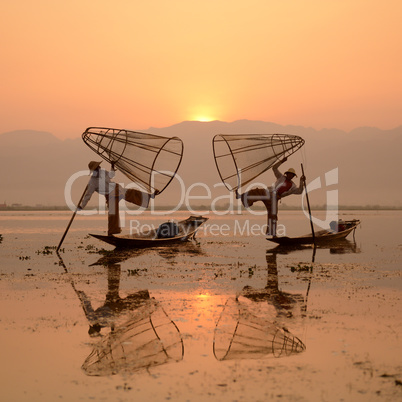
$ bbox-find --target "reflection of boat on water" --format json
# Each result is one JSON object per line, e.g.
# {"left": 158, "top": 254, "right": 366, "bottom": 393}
{"left": 90, "top": 239, "right": 205, "bottom": 267}
{"left": 90, "top": 215, "right": 208, "bottom": 248}
{"left": 213, "top": 252, "right": 307, "bottom": 361}
{"left": 82, "top": 299, "right": 184, "bottom": 376}
{"left": 268, "top": 238, "right": 361, "bottom": 255}
{"left": 267, "top": 219, "right": 360, "bottom": 246}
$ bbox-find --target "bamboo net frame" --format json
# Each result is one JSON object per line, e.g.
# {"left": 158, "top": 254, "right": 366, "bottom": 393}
{"left": 213, "top": 134, "right": 305, "bottom": 191}
{"left": 82, "top": 127, "right": 184, "bottom": 194}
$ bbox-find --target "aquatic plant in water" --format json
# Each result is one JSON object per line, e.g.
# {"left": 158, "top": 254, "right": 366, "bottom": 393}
{"left": 35, "top": 245, "right": 61, "bottom": 255}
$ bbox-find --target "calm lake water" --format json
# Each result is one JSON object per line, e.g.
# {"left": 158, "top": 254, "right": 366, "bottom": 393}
{"left": 0, "top": 210, "right": 401, "bottom": 401}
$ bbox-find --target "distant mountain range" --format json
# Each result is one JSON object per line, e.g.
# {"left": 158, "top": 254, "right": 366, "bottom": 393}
{"left": 0, "top": 120, "right": 401, "bottom": 207}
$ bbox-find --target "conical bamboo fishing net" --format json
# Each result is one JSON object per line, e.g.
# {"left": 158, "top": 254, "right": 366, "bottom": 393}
{"left": 213, "top": 134, "right": 305, "bottom": 191}
{"left": 82, "top": 300, "right": 184, "bottom": 376}
{"left": 213, "top": 298, "right": 305, "bottom": 361}
{"left": 82, "top": 127, "right": 184, "bottom": 194}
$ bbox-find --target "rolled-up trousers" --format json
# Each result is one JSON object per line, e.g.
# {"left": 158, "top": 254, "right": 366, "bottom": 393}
{"left": 240, "top": 188, "right": 278, "bottom": 236}
{"left": 106, "top": 186, "right": 151, "bottom": 235}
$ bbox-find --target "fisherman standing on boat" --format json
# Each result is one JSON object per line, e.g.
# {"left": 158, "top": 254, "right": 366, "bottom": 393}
{"left": 78, "top": 161, "right": 154, "bottom": 235}
{"left": 237, "top": 157, "right": 305, "bottom": 236}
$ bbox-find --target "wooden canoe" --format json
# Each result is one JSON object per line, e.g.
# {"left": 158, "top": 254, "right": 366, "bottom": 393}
{"left": 90, "top": 215, "right": 208, "bottom": 248}
{"left": 267, "top": 219, "right": 360, "bottom": 246}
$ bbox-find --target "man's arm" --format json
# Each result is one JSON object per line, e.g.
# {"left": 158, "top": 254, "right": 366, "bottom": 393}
{"left": 272, "top": 157, "right": 287, "bottom": 179}
{"left": 291, "top": 175, "right": 306, "bottom": 195}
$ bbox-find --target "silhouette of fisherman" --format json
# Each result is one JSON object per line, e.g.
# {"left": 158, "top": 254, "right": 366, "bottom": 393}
{"left": 237, "top": 157, "right": 305, "bottom": 236}
{"left": 75, "top": 264, "right": 151, "bottom": 336}
{"left": 240, "top": 251, "right": 305, "bottom": 317}
{"left": 78, "top": 161, "right": 157, "bottom": 235}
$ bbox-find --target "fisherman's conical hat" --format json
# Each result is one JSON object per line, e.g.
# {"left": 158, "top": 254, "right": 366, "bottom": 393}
{"left": 88, "top": 161, "right": 102, "bottom": 173}
{"left": 285, "top": 168, "right": 297, "bottom": 177}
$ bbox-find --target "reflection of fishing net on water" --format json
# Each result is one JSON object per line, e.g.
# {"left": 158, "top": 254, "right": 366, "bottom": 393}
{"left": 213, "top": 134, "right": 305, "bottom": 191}
{"left": 82, "top": 300, "right": 184, "bottom": 376}
{"left": 213, "top": 298, "right": 305, "bottom": 361}
{"left": 82, "top": 127, "right": 184, "bottom": 194}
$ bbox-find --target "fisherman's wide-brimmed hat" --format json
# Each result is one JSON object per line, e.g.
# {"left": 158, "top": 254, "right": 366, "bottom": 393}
{"left": 285, "top": 167, "right": 297, "bottom": 177}
{"left": 88, "top": 161, "right": 102, "bottom": 173}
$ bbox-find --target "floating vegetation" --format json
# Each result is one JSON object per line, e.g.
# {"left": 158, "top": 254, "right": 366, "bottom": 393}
{"left": 0, "top": 234, "right": 3, "bottom": 243}
{"left": 36, "top": 245, "right": 61, "bottom": 256}
{"left": 239, "top": 265, "right": 257, "bottom": 278}
{"left": 289, "top": 263, "right": 313, "bottom": 272}
{"left": 127, "top": 268, "right": 148, "bottom": 276}
{"left": 85, "top": 244, "right": 112, "bottom": 255}
{"left": 214, "top": 269, "right": 223, "bottom": 279}
{"left": 248, "top": 265, "right": 256, "bottom": 277}
{"left": 19, "top": 256, "right": 31, "bottom": 260}
{"left": 85, "top": 244, "right": 100, "bottom": 254}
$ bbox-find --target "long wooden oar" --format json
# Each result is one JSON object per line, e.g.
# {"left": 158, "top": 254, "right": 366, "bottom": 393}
{"left": 57, "top": 184, "right": 88, "bottom": 252}
{"left": 301, "top": 163, "right": 315, "bottom": 247}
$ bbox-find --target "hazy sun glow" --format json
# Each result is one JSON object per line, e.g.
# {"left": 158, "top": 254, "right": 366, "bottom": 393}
{"left": 0, "top": 1, "right": 401, "bottom": 138}
{"left": 192, "top": 116, "right": 215, "bottom": 122}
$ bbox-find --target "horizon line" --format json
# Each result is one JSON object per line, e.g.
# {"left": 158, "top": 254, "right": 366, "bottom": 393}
{"left": 1, "top": 119, "right": 401, "bottom": 140}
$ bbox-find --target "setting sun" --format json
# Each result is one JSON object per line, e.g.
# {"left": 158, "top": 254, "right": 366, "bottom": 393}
{"left": 187, "top": 104, "right": 220, "bottom": 123}
{"left": 193, "top": 116, "right": 215, "bottom": 122}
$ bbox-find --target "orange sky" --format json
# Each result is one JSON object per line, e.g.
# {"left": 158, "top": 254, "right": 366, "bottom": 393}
{"left": 1, "top": 0, "right": 401, "bottom": 139}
